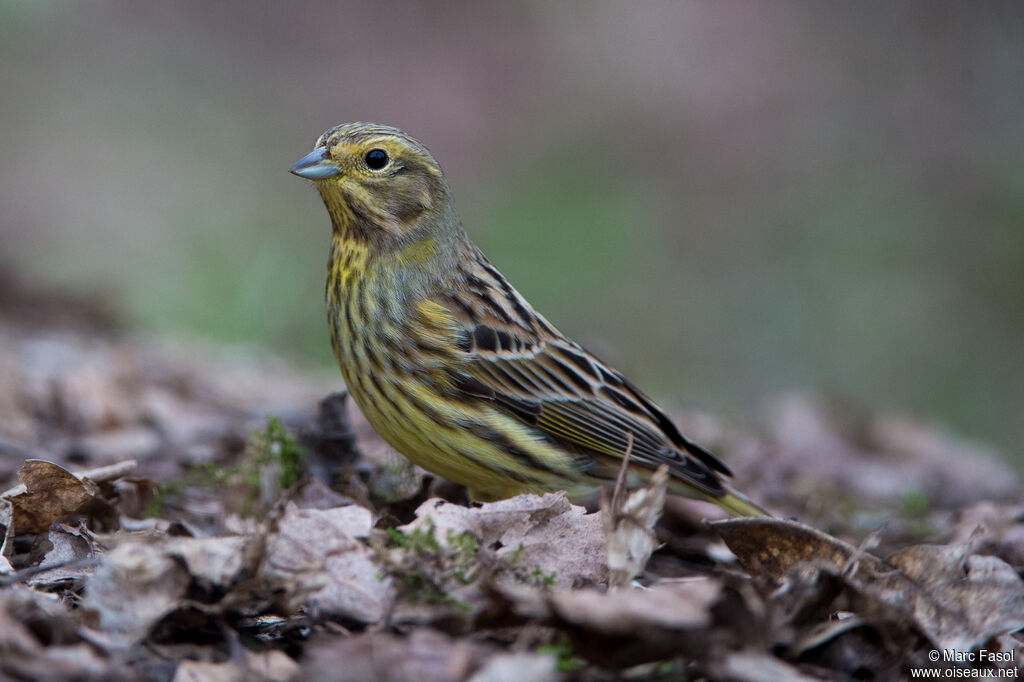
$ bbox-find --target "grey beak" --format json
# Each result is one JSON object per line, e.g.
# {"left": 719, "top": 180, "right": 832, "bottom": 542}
{"left": 289, "top": 147, "right": 341, "bottom": 179}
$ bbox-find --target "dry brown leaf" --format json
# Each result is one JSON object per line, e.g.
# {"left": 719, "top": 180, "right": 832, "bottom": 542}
{"left": 528, "top": 578, "right": 729, "bottom": 668}
{"left": 83, "top": 530, "right": 275, "bottom": 649}
{"left": 886, "top": 541, "right": 1024, "bottom": 651}
{"left": 4, "top": 459, "right": 112, "bottom": 534}
{"left": 25, "top": 524, "right": 100, "bottom": 587}
{"left": 288, "top": 476, "right": 358, "bottom": 511}
{"left": 718, "top": 651, "right": 822, "bottom": 682}
{"left": 492, "top": 579, "right": 728, "bottom": 668}
{"left": 167, "top": 536, "right": 251, "bottom": 589}
{"left": 82, "top": 503, "right": 381, "bottom": 649}
{"left": 173, "top": 661, "right": 240, "bottom": 682}
{"left": 943, "top": 502, "right": 1024, "bottom": 569}
{"left": 301, "top": 628, "right": 495, "bottom": 682}
{"left": 0, "top": 499, "right": 14, "bottom": 573}
{"left": 403, "top": 493, "right": 607, "bottom": 589}
{"left": 0, "top": 585, "right": 102, "bottom": 679}
{"left": 4, "top": 643, "right": 115, "bottom": 681}
{"left": 466, "top": 652, "right": 557, "bottom": 682}
{"left": 715, "top": 517, "right": 1024, "bottom": 654}
{"left": 82, "top": 540, "right": 192, "bottom": 648}
{"left": 172, "top": 650, "right": 299, "bottom": 682}
{"left": 0, "top": 586, "right": 58, "bottom": 658}
{"left": 112, "top": 476, "right": 161, "bottom": 519}
{"left": 551, "top": 579, "right": 718, "bottom": 634}
{"left": 711, "top": 517, "right": 887, "bottom": 580}
{"left": 265, "top": 502, "right": 388, "bottom": 623}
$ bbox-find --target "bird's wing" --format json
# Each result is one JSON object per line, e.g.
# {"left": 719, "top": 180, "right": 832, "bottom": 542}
{"left": 435, "top": 288, "right": 731, "bottom": 497}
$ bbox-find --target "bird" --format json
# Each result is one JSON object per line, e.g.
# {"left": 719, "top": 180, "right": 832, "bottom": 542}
{"left": 290, "top": 122, "right": 766, "bottom": 516}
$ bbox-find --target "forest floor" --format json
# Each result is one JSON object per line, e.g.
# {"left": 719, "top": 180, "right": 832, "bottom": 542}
{"left": 1, "top": 278, "right": 1022, "bottom": 682}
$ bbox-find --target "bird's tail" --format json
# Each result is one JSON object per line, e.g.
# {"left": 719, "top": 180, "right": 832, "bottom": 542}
{"left": 665, "top": 476, "right": 770, "bottom": 516}
{"left": 705, "top": 485, "right": 771, "bottom": 517}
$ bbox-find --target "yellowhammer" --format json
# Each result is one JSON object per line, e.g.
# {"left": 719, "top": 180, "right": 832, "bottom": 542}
{"left": 290, "top": 122, "right": 765, "bottom": 516}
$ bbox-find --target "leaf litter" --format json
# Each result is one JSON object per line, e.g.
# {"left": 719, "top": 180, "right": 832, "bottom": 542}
{"left": 0, "top": 291, "right": 1022, "bottom": 680}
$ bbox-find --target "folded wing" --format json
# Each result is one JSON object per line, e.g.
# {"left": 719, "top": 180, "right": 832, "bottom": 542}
{"left": 443, "top": 303, "right": 731, "bottom": 497}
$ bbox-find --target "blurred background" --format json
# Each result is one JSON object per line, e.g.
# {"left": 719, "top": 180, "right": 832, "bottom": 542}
{"left": 1, "top": 2, "right": 1022, "bottom": 464}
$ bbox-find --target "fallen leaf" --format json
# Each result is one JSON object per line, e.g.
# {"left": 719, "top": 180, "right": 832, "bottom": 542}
{"left": 5, "top": 643, "right": 113, "bottom": 681}
{"left": 710, "top": 517, "right": 886, "bottom": 581}
{"left": 4, "top": 460, "right": 114, "bottom": 534}
{"left": 550, "top": 579, "right": 718, "bottom": 634}
{"left": 82, "top": 540, "right": 192, "bottom": 648}
{"left": 265, "top": 502, "right": 388, "bottom": 623}
{"left": 543, "top": 579, "right": 728, "bottom": 668}
{"left": 0, "top": 585, "right": 97, "bottom": 679}
{"left": 166, "top": 536, "right": 251, "bottom": 592}
{"left": 0, "top": 499, "right": 14, "bottom": 573}
{"left": 403, "top": 493, "right": 607, "bottom": 589}
{"left": 0, "top": 586, "right": 59, "bottom": 657}
{"left": 26, "top": 524, "right": 99, "bottom": 588}
{"left": 716, "top": 517, "right": 1024, "bottom": 655}
{"left": 301, "top": 628, "right": 495, "bottom": 682}
{"left": 172, "top": 650, "right": 299, "bottom": 682}
{"left": 886, "top": 541, "right": 1024, "bottom": 651}
{"left": 719, "top": 651, "right": 822, "bottom": 682}
{"left": 466, "top": 652, "right": 557, "bottom": 682}
{"left": 943, "top": 502, "right": 1024, "bottom": 569}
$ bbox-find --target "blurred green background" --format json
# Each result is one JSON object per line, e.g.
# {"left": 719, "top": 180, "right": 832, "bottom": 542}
{"left": 1, "top": 2, "right": 1022, "bottom": 463}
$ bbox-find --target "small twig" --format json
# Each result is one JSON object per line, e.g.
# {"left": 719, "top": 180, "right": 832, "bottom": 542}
{"left": 0, "top": 556, "right": 101, "bottom": 587}
{"left": 76, "top": 459, "right": 139, "bottom": 484}
{"left": 602, "top": 434, "right": 668, "bottom": 591}
{"left": 609, "top": 432, "right": 635, "bottom": 516}
{"left": 843, "top": 527, "right": 882, "bottom": 581}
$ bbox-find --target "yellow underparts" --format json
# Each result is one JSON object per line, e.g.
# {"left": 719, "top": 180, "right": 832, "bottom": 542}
{"left": 327, "top": 233, "right": 590, "bottom": 501}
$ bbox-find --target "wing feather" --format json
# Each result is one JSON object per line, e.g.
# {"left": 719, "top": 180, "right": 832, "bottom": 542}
{"left": 440, "top": 288, "right": 730, "bottom": 496}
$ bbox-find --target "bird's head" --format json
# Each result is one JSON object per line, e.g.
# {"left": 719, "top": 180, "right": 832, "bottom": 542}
{"left": 290, "top": 122, "right": 457, "bottom": 248}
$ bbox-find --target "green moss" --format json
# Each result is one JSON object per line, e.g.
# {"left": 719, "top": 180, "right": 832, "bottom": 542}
{"left": 530, "top": 564, "right": 557, "bottom": 587}
{"left": 898, "top": 489, "right": 930, "bottom": 518}
{"left": 506, "top": 542, "right": 524, "bottom": 566}
{"left": 248, "top": 416, "right": 306, "bottom": 491}
{"left": 146, "top": 416, "right": 307, "bottom": 518}
{"left": 537, "top": 636, "right": 584, "bottom": 672}
{"left": 380, "top": 522, "right": 479, "bottom": 610}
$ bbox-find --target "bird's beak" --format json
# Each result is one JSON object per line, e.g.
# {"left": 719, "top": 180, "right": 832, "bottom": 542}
{"left": 289, "top": 147, "right": 341, "bottom": 179}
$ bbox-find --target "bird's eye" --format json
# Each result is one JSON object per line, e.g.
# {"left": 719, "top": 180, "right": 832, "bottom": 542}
{"left": 365, "top": 149, "right": 389, "bottom": 170}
